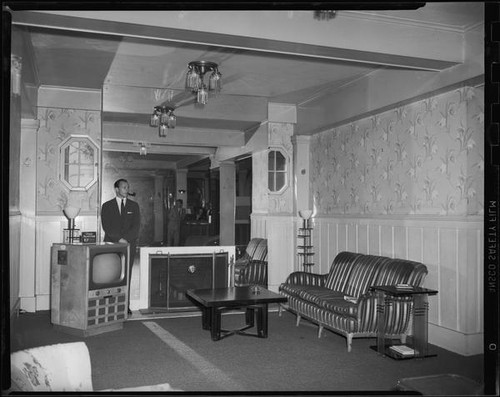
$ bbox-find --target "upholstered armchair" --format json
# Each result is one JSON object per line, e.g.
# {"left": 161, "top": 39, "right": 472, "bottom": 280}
{"left": 9, "top": 342, "right": 180, "bottom": 392}
{"left": 235, "top": 259, "right": 268, "bottom": 288}
{"left": 233, "top": 238, "right": 267, "bottom": 285}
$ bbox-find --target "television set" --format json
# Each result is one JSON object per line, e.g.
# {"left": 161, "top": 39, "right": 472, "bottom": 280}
{"left": 51, "top": 242, "right": 129, "bottom": 337}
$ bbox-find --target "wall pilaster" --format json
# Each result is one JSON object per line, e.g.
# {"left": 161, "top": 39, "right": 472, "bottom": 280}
{"left": 219, "top": 161, "right": 236, "bottom": 245}
{"left": 19, "top": 118, "right": 40, "bottom": 312}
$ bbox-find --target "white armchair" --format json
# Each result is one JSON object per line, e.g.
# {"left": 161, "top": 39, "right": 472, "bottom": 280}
{"left": 9, "top": 342, "right": 180, "bottom": 392}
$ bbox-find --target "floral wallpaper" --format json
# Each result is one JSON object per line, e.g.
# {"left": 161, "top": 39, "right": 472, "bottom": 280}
{"left": 36, "top": 107, "right": 101, "bottom": 213}
{"left": 310, "top": 85, "right": 484, "bottom": 216}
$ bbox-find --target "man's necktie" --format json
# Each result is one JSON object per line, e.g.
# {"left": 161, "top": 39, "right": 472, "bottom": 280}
{"left": 121, "top": 199, "right": 125, "bottom": 216}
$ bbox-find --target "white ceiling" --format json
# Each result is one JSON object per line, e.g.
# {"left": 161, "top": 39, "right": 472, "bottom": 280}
{"left": 9, "top": 3, "right": 484, "bottom": 167}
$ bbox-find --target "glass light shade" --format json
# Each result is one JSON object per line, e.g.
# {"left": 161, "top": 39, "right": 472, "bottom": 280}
{"left": 186, "top": 68, "right": 201, "bottom": 91}
{"left": 150, "top": 112, "right": 159, "bottom": 127}
{"left": 197, "top": 85, "right": 208, "bottom": 105}
{"left": 167, "top": 113, "right": 176, "bottom": 128}
{"left": 159, "top": 124, "right": 168, "bottom": 137}
{"left": 63, "top": 205, "right": 81, "bottom": 220}
{"left": 299, "top": 210, "right": 313, "bottom": 220}
{"left": 209, "top": 70, "right": 221, "bottom": 91}
{"left": 160, "top": 109, "right": 169, "bottom": 124}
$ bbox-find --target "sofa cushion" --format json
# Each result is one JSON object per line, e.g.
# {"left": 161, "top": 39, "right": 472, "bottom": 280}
{"left": 324, "top": 251, "right": 362, "bottom": 291}
{"left": 343, "top": 255, "right": 391, "bottom": 297}
{"left": 318, "top": 297, "right": 358, "bottom": 318}
{"left": 374, "top": 258, "right": 427, "bottom": 286}
{"left": 297, "top": 287, "right": 344, "bottom": 305}
{"left": 280, "top": 284, "right": 344, "bottom": 302}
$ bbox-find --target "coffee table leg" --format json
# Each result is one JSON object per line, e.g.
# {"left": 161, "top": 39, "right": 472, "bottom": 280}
{"left": 256, "top": 304, "right": 268, "bottom": 338}
{"left": 210, "top": 307, "right": 222, "bottom": 341}
{"left": 245, "top": 307, "right": 255, "bottom": 327}
{"left": 201, "top": 307, "right": 211, "bottom": 330}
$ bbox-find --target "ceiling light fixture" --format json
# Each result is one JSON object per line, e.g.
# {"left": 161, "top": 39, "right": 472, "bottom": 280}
{"left": 150, "top": 105, "right": 176, "bottom": 137}
{"left": 185, "top": 61, "right": 222, "bottom": 105}
{"left": 313, "top": 10, "right": 337, "bottom": 20}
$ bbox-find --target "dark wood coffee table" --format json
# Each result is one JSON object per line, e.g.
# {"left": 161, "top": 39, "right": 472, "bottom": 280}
{"left": 186, "top": 286, "right": 287, "bottom": 341}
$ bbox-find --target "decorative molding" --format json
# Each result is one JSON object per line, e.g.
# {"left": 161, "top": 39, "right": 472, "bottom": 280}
{"left": 341, "top": 10, "right": 481, "bottom": 33}
{"left": 21, "top": 118, "right": 40, "bottom": 130}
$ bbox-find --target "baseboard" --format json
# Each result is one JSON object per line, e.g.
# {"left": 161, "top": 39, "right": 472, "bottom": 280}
{"left": 10, "top": 298, "right": 20, "bottom": 320}
{"left": 429, "top": 323, "right": 483, "bottom": 356}
{"left": 36, "top": 294, "right": 50, "bottom": 311}
{"left": 20, "top": 297, "right": 37, "bottom": 312}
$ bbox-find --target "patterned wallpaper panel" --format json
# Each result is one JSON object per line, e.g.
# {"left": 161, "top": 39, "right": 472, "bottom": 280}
{"left": 36, "top": 107, "right": 101, "bottom": 213}
{"left": 310, "top": 86, "right": 484, "bottom": 216}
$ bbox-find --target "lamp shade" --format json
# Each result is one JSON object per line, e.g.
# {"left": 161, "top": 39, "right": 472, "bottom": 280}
{"left": 63, "top": 205, "right": 81, "bottom": 219}
{"left": 299, "top": 209, "right": 313, "bottom": 220}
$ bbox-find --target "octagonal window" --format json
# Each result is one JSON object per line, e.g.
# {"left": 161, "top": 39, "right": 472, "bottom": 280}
{"left": 59, "top": 136, "right": 98, "bottom": 191}
{"left": 268, "top": 148, "right": 288, "bottom": 193}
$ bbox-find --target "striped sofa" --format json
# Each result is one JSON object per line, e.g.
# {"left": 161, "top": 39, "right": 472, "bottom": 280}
{"left": 279, "top": 251, "right": 428, "bottom": 352}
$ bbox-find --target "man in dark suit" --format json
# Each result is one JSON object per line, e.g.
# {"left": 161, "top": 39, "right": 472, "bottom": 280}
{"left": 101, "top": 178, "right": 140, "bottom": 315}
{"left": 166, "top": 199, "right": 185, "bottom": 246}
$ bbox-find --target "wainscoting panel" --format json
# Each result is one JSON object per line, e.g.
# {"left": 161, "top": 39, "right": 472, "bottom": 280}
{"left": 32, "top": 215, "right": 98, "bottom": 311}
{"left": 368, "top": 225, "right": 380, "bottom": 255}
{"left": 439, "top": 227, "right": 459, "bottom": 331}
{"left": 312, "top": 215, "right": 483, "bottom": 356}
{"left": 357, "top": 224, "right": 368, "bottom": 255}
{"left": 35, "top": 218, "right": 63, "bottom": 310}
{"left": 266, "top": 215, "right": 296, "bottom": 292}
{"left": 394, "top": 226, "right": 406, "bottom": 259}
{"left": 9, "top": 212, "right": 21, "bottom": 316}
{"left": 407, "top": 227, "right": 423, "bottom": 262}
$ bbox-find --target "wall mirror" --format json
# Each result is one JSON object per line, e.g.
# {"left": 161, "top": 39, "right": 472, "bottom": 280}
{"left": 59, "top": 135, "right": 99, "bottom": 191}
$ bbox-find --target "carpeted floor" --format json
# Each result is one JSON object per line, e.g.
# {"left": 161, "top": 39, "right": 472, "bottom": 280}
{"left": 9, "top": 309, "right": 484, "bottom": 393}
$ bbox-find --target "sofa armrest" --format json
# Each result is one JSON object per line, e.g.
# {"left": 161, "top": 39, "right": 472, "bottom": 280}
{"left": 284, "top": 271, "right": 327, "bottom": 287}
{"left": 357, "top": 290, "right": 413, "bottom": 334}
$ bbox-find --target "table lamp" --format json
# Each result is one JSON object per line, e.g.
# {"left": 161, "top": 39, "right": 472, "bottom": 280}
{"left": 63, "top": 205, "right": 81, "bottom": 243}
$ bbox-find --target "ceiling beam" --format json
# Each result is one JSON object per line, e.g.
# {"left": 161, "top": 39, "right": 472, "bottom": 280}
{"left": 102, "top": 139, "right": 216, "bottom": 156}
{"left": 11, "top": 10, "right": 460, "bottom": 71}
{"left": 103, "top": 122, "right": 245, "bottom": 147}
{"left": 102, "top": 84, "right": 267, "bottom": 122}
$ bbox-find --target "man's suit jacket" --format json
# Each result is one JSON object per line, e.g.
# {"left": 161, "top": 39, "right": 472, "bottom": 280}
{"left": 167, "top": 206, "right": 185, "bottom": 231}
{"left": 101, "top": 198, "right": 140, "bottom": 243}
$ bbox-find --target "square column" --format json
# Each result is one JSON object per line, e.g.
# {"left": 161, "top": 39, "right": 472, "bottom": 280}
{"left": 219, "top": 161, "right": 236, "bottom": 245}
{"left": 292, "top": 135, "right": 312, "bottom": 215}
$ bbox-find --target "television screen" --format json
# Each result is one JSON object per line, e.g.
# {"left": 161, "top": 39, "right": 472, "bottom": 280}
{"left": 92, "top": 253, "right": 124, "bottom": 284}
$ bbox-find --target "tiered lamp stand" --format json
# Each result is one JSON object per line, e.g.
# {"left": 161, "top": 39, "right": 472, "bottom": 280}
{"left": 297, "top": 210, "right": 314, "bottom": 272}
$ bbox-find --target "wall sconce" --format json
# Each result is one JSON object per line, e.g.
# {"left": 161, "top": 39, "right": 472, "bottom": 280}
{"left": 177, "top": 189, "right": 186, "bottom": 194}
{"left": 11, "top": 55, "right": 22, "bottom": 96}
{"left": 134, "top": 142, "right": 150, "bottom": 156}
